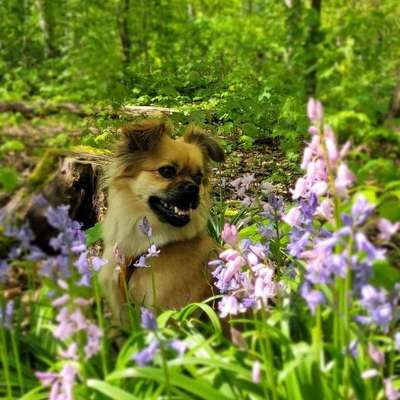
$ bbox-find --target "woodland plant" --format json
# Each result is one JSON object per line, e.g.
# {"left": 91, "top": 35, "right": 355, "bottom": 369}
{"left": 0, "top": 100, "right": 399, "bottom": 399}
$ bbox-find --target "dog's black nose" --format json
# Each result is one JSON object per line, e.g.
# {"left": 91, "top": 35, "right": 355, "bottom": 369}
{"left": 183, "top": 183, "right": 199, "bottom": 196}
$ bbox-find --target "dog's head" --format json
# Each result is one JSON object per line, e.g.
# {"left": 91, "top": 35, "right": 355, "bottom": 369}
{"left": 108, "top": 119, "right": 224, "bottom": 229}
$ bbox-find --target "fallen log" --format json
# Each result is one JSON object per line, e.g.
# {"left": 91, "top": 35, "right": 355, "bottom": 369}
{"left": 0, "top": 101, "right": 178, "bottom": 119}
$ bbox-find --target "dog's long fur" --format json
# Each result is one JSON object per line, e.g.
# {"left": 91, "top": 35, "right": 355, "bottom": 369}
{"left": 99, "top": 119, "right": 224, "bottom": 324}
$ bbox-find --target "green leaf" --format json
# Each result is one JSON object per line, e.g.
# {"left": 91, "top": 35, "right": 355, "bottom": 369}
{"left": 87, "top": 379, "right": 137, "bottom": 399}
{"left": 0, "top": 139, "right": 25, "bottom": 152}
{"left": 0, "top": 167, "right": 19, "bottom": 191}
{"left": 85, "top": 222, "right": 103, "bottom": 246}
{"left": 107, "top": 368, "right": 232, "bottom": 400}
{"left": 370, "top": 260, "right": 400, "bottom": 291}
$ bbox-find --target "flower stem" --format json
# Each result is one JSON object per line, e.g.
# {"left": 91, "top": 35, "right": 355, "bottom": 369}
{"left": 93, "top": 273, "right": 109, "bottom": 377}
{"left": 313, "top": 303, "right": 323, "bottom": 367}
{"left": 0, "top": 326, "right": 12, "bottom": 399}
{"left": 259, "top": 306, "right": 278, "bottom": 400}
{"left": 10, "top": 329, "right": 24, "bottom": 395}
{"left": 158, "top": 336, "right": 171, "bottom": 399}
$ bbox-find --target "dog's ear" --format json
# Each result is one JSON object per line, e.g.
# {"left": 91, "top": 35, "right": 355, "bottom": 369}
{"left": 184, "top": 125, "right": 225, "bottom": 163}
{"left": 122, "top": 119, "right": 171, "bottom": 152}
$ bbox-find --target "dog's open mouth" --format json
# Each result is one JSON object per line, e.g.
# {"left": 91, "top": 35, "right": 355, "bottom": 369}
{"left": 149, "top": 196, "right": 192, "bottom": 227}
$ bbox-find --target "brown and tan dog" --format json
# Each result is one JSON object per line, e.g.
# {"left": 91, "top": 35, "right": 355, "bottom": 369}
{"left": 99, "top": 119, "right": 224, "bottom": 325}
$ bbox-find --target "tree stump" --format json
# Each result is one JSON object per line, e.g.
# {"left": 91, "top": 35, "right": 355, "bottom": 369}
{"left": 2, "top": 149, "right": 109, "bottom": 251}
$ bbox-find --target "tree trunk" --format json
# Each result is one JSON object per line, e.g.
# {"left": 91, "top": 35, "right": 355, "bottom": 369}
{"left": 117, "top": 0, "right": 131, "bottom": 68}
{"left": 37, "top": 0, "right": 59, "bottom": 58}
{"left": 305, "top": 0, "right": 322, "bottom": 97}
{"left": 386, "top": 69, "right": 400, "bottom": 122}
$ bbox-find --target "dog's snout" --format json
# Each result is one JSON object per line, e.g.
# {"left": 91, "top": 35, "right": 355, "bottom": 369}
{"left": 184, "top": 182, "right": 199, "bottom": 196}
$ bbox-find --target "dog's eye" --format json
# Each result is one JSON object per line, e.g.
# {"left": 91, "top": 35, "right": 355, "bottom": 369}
{"left": 193, "top": 173, "right": 203, "bottom": 185}
{"left": 158, "top": 166, "right": 177, "bottom": 179}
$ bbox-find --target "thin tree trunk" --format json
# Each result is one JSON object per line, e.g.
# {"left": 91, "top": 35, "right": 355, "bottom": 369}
{"left": 37, "top": 0, "right": 59, "bottom": 58}
{"left": 305, "top": 0, "right": 321, "bottom": 97}
{"left": 386, "top": 69, "right": 400, "bottom": 122}
{"left": 284, "top": 0, "right": 303, "bottom": 75}
{"left": 140, "top": 0, "right": 150, "bottom": 74}
{"left": 117, "top": 0, "right": 131, "bottom": 68}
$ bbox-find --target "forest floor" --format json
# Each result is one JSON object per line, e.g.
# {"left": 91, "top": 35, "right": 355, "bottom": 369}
{"left": 0, "top": 112, "right": 300, "bottom": 207}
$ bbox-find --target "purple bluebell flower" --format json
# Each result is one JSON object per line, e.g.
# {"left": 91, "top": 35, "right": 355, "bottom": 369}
{"left": 300, "top": 284, "right": 324, "bottom": 314}
{"left": 257, "top": 223, "right": 275, "bottom": 240}
{"left": 355, "top": 233, "right": 386, "bottom": 261}
{"left": 84, "top": 323, "right": 102, "bottom": 358}
{"left": 134, "top": 255, "right": 150, "bottom": 268}
{"left": 395, "top": 332, "right": 400, "bottom": 351}
{"left": 169, "top": 339, "right": 186, "bottom": 356}
{"left": 348, "top": 340, "right": 359, "bottom": 358}
{"left": 147, "top": 244, "right": 160, "bottom": 258}
{"left": 218, "top": 295, "right": 246, "bottom": 318}
{"left": 133, "top": 340, "right": 159, "bottom": 367}
{"left": 0, "top": 300, "right": 14, "bottom": 329}
{"left": 59, "top": 343, "right": 78, "bottom": 360}
{"left": 288, "top": 231, "right": 310, "bottom": 257}
{"left": 361, "top": 369, "right": 379, "bottom": 380}
{"left": 36, "top": 364, "right": 77, "bottom": 400}
{"left": 139, "top": 216, "right": 152, "bottom": 238}
{"left": 352, "top": 196, "right": 375, "bottom": 226}
{"left": 384, "top": 379, "right": 400, "bottom": 400}
{"left": 45, "top": 205, "right": 71, "bottom": 230}
{"left": 0, "top": 260, "right": 10, "bottom": 283}
{"left": 368, "top": 344, "right": 385, "bottom": 366}
{"left": 141, "top": 308, "right": 157, "bottom": 331}
{"left": 307, "top": 98, "right": 323, "bottom": 122}
{"left": 252, "top": 361, "right": 261, "bottom": 383}
{"left": 378, "top": 218, "right": 399, "bottom": 242}
{"left": 221, "top": 223, "right": 239, "bottom": 246}
{"left": 360, "top": 285, "right": 393, "bottom": 328}
{"left": 91, "top": 256, "right": 107, "bottom": 272}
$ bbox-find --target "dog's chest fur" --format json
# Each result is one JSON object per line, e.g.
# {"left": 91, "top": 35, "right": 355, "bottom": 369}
{"left": 129, "top": 235, "right": 217, "bottom": 308}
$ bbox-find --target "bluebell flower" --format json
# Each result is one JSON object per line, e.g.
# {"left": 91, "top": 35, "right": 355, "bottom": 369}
{"left": 138, "top": 216, "right": 152, "bottom": 238}
{"left": 0, "top": 260, "right": 10, "bottom": 283}
{"left": 0, "top": 300, "right": 14, "bottom": 329}
{"left": 133, "top": 340, "right": 159, "bottom": 367}
{"left": 140, "top": 308, "right": 157, "bottom": 331}
{"left": 169, "top": 339, "right": 186, "bottom": 356}
{"left": 300, "top": 283, "right": 324, "bottom": 314}
{"left": 45, "top": 205, "right": 71, "bottom": 230}
{"left": 351, "top": 196, "right": 375, "bottom": 226}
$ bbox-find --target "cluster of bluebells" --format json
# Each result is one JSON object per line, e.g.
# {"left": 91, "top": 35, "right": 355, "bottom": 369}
{"left": 43, "top": 202, "right": 105, "bottom": 283}
{"left": 283, "top": 99, "right": 400, "bottom": 329}
{"left": 0, "top": 199, "right": 106, "bottom": 399}
{"left": 36, "top": 292, "right": 103, "bottom": 400}
{"left": 34, "top": 204, "right": 106, "bottom": 399}
{"left": 0, "top": 211, "right": 44, "bottom": 284}
{"left": 210, "top": 223, "right": 280, "bottom": 317}
{"left": 133, "top": 307, "right": 186, "bottom": 367}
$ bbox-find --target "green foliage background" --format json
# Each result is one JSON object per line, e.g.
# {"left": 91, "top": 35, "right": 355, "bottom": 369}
{"left": 1, "top": 0, "right": 399, "bottom": 153}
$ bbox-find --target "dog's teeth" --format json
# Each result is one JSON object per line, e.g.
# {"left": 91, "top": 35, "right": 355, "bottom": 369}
{"left": 173, "top": 206, "right": 178, "bottom": 214}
